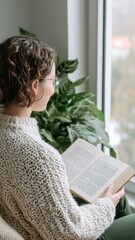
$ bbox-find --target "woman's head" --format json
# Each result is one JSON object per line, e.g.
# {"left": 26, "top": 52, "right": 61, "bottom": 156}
{"left": 0, "top": 35, "right": 56, "bottom": 109}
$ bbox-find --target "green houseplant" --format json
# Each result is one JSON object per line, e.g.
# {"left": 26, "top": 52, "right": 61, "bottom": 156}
{"left": 19, "top": 27, "right": 116, "bottom": 157}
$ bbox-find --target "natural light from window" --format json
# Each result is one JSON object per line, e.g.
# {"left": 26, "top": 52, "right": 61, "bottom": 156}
{"left": 109, "top": 0, "right": 135, "bottom": 169}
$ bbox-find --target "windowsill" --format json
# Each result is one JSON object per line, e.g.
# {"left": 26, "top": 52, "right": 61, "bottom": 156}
{"left": 125, "top": 177, "right": 135, "bottom": 210}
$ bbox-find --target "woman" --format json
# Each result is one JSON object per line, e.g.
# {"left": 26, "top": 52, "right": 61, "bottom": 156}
{"left": 0, "top": 35, "right": 134, "bottom": 240}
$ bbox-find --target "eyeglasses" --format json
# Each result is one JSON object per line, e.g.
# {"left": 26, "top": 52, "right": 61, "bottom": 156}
{"left": 40, "top": 76, "right": 59, "bottom": 88}
{"left": 45, "top": 78, "right": 55, "bottom": 86}
{"left": 45, "top": 76, "right": 59, "bottom": 87}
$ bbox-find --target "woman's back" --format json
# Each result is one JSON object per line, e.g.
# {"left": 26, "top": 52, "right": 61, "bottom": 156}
{"left": 0, "top": 110, "right": 116, "bottom": 240}
{"left": 0, "top": 111, "right": 66, "bottom": 239}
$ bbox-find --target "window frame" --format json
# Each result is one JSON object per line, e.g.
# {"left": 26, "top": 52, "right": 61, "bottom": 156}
{"left": 88, "top": 0, "right": 135, "bottom": 209}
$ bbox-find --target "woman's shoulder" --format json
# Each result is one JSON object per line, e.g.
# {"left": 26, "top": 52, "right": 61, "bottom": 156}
{"left": 0, "top": 127, "right": 64, "bottom": 172}
{"left": 17, "top": 132, "right": 62, "bottom": 165}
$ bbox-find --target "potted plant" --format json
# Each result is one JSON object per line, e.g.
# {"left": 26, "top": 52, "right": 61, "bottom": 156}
{"left": 19, "top": 27, "right": 116, "bottom": 157}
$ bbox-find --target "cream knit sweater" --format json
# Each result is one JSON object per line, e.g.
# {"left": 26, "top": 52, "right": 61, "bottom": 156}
{"left": 0, "top": 111, "right": 115, "bottom": 240}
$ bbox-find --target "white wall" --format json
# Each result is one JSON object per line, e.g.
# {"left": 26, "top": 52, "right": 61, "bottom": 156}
{"left": 0, "top": 0, "right": 91, "bottom": 92}
{"left": 0, "top": 0, "right": 31, "bottom": 42}
{"left": 67, "top": 0, "right": 89, "bottom": 88}
{"left": 31, "top": 0, "right": 89, "bottom": 91}
{"left": 31, "top": 0, "right": 68, "bottom": 61}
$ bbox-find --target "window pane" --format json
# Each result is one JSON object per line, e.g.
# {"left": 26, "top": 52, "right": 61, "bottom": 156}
{"left": 109, "top": 0, "right": 135, "bottom": 169}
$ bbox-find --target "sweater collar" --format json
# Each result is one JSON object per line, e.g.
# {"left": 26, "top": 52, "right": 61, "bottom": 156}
{"left": 0, "top": 109, "right": 39, "bottom": 134}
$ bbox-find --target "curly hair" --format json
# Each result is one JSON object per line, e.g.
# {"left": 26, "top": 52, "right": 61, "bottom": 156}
{"left": 0, "top": 35, "right": 56, "bottom": 107}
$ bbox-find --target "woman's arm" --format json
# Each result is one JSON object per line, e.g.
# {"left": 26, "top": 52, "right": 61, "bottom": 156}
{"left": 12, "top": 142, "right": 115, "bottom": 240}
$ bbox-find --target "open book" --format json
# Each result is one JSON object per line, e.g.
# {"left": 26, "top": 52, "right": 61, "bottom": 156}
{"left": 62, "top": 138, "right": 135, "bottom": 203}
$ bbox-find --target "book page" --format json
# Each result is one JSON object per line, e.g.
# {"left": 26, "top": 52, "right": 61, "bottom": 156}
{"left": 62, "top": 138, "right": 135, "bottom": 203}
{"left": 70, "top": 154, "right": 128, "bottom": 202}
{"left": 113, "top": 166, "right": 135, "bottom": 193}
{"left": 62, "top": 139, "right": 102, "bottom": 184}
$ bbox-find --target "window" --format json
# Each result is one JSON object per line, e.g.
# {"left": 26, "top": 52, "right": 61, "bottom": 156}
{"left": 88, "top": 1, "right": 135, "bottom": 207}
{"left": 101, "top": 0, "right": 135, "bottom": 208}
{"left": 109, "top": 0, "right": 135, "bottom": 170}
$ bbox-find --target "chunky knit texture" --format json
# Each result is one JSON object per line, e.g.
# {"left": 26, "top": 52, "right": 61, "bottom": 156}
{"left": 0, "top": 111, "right": 115, "bottom": 240}
{"left": 0, "top": 215, "right": 24, "bottom": 240}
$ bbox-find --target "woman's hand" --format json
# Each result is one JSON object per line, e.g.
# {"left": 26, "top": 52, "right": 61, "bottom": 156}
{"left": 103, "top": 183, "right": 125, "bottom": 206}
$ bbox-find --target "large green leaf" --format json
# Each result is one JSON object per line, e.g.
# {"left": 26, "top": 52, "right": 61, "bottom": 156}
{"left": 67, "top": 126, "right": 79, "bottom": 143}
{"left": 50, "top": 114, "right": 71, "bottom": 123}
{"left": 59, "top": 77, "right": 89, "bottom": 95}
{"left": 67, "top": 124, "right": 100, "bottom": 145}
{"left": 19, "top": 27, "right": 39, "bottom": 41}
{"left": 101, "top": 141, "right": 117, "bottom": 158}
{"left": 59, "top": 79, "right": 75, "bottom": 94}
{"left": 56, "top": 59, "right": 78, "bottom": 77}
{"left": 87, "top": 103, "right": 105, "bottom": 121}
{"left": 40, "top": 129, "right": 55, "bottom": 143}
{"left": 55, "top": 136, "right": 71, "bottom": 153}
{"left": 71, "top": 76, "right": 89, "bottom": 88}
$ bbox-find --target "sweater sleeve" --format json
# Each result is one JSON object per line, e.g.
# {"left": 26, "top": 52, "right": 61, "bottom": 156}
{"left": 12, "top": 142, "right": 115, "bottom": 240}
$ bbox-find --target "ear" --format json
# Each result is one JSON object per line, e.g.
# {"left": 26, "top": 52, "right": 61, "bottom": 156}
{"left": 31, "top": 79, "right": 39, "bottom": 96}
